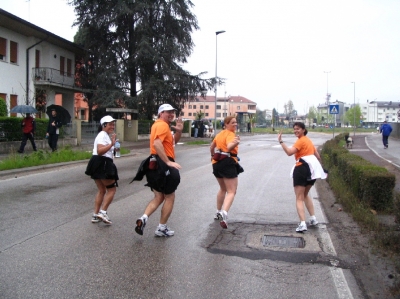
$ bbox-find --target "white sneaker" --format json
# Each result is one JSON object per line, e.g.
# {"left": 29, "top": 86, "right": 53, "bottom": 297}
{"left": 214, "top": 212, "right": 223, "bottom": 220}
{"left": 309, "top": 218, "right": 319, "bottom": 226}
{"left": 220, "top": 213, "right": 228, "bottom": 229}
{"left": 97, "top": 211, "right": 112, "bottom": 224}
{"left": 91, "top": 214, "right": 100, "bottom": 223}
{"left": 296, "top": 223, "right": 307, "bottom": 232}
{"left": 155, "top": 226, "right": 174, "bottom": 237}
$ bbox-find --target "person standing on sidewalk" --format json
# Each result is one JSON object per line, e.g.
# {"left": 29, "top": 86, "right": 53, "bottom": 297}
{"left": 210, "top": 116, "right": 243, "bottom": 229}
{"left": 17, "top": 113, "right": 37, "bottom": 153}
{"left": 85, "top": 115, "right": 118, "bottom": 224}
{"left": 46, "top": 109, "right": 62, "bottom": 152}
{"left": 135, "top": 104, "right": 183, "bottom": 237}
{"left": 278, "top": 122, "right": 327, "bottom": 233}
{"left": 380, "top": 120, "right": 392, "bottom": 149}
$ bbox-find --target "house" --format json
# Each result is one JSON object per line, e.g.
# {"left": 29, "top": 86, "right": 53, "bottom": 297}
{"left": 181, "top": 95, "right": 257, "bottom": 130}
{"left": 0, "top": 9, "right": 85, "bottom": 119}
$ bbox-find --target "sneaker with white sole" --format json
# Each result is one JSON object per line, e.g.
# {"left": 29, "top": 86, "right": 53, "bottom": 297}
{"left": 309, "top": 218, "right": 319, "bottom": 226}
{"left": 97, "top": 211, "right": 112, "bottom": 224}
{"left": 220, "top": 213, "right": 228, "bottom": 229}
{"left": 214, "top": 212, "right": 223, "bottom": 221}
{"left": 296, "top": 223, "right": 307, "bottom": 232}
{"left": 135, "top": 217, "right": 147, "bottom": 235}
{"left": 155, "top": 226, "right": 174, "bottom": 237}
{"left": 91, "top": 214, "right": 100, "bottom": 223}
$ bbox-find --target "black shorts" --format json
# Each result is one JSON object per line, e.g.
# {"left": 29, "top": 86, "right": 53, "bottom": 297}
{"left": 213, "top": 157, "right": 240, "bottom": 179}
{"left": 145, "top": 166, "right": 180, "bottom": 195}
{"left": 293, "top": 163, "right": 315, "bottom": 187}
{"left": 85, "top": 155, "right": 119, "bottom": 181}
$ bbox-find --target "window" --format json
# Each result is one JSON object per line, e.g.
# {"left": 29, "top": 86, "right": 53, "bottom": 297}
{"left": 216, "top": 113, "right": 221, "bottom": 117}
{"left": 237, "top": 106, "right": 241, "bottom": 110}
{"left": 60, "top": 56, "right": 65, "bottom": 75}
{"left": 35, "top": 50, "right": 40, "bottom": 67}
{"left": 10, "top": 41, "right": 18, "bottom": 63}
{"left": 193, "top": 113, "right": 197, "bottom": 117}
{"left": 200, "top": 105, "right": 204, "bottom": 109}
{"left": 193, "top": 105, "right": 196, "bottom": 109}
{"left": 205, "top": 113, "right": 209, "bottom": 117}
{"left": 181, "top": 112, "right": 185, "bottom": 116}
{"left": 67, "top": 58, "right": 72, "bottom": 77}
{"left": 188, "top": 105, "right": 192, "bottom": 109}
{"left": 10, "top": 95, "right": 17, "bottom": 117}
{"left": 188, "top": 113, "right": 192, "bottom": 116}
{"left": 205, "top": 105, "right": 209, "bottom": 109}
{"left": 0, "top": 37, "right": 6, "bottom": 61}
{"left": 223, "top": 113, "right": 227, "bottom": 117}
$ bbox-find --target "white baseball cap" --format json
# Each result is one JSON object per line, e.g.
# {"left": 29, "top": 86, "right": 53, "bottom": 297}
{"left": 100, "top": 115, "right": 116, "bottom": 125}
{"left": 158, "top": 104, "right": 176, "bottom": 115}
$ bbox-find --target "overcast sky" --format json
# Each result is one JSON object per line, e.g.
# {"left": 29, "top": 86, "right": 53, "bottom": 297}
{"left": 2, "top": 0, "right": 400, "bottom": 114}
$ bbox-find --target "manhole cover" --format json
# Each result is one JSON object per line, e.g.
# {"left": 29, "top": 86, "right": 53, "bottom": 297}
{"left": 262, "top": 235, "right": 305, "bottom": 248}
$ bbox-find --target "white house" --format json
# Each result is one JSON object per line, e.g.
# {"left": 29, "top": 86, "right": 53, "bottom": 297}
{"left": 0, "top": 9, "right": 85, "bottom": 118}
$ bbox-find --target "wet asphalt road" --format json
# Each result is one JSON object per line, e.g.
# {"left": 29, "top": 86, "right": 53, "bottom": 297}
{"left": 0, "top": 134, "right": 363, "bottom": 298}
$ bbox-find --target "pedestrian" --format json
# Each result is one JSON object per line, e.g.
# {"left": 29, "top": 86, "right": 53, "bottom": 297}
{"left": 134, "top": 104, "right": 183, "bottom": 237}
{"left": 278, "top": 122, "right": 327, "bottom": 233}
{"left": 198, "top": 121, "right": 204, "bottom": 138}
{"left": 380, "top": 120, "right": 392, "bottom": 149}
{"left": 17, "top": 113, "right": 37, "bottom": 153}
{"left": 194, "top": 121, "right": 198, "bottom": 138}
{"left": 84, "top": 115, "right": 118, "bottom": 224}
{"left": 247, "top": 122, "right": 251, "bottom": 133}
{"left": 46, "top": 109, "right": 62, "bottom": 152}
{"left": 210, "top": 116, "right": 243, "bottom": 229}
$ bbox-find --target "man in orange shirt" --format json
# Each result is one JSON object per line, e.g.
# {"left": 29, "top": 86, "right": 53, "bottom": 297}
{"left": 135, "top": 104, "right": 183, "bottom": 237}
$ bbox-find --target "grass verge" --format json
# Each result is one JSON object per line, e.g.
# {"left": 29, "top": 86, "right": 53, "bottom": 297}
{"left": 0, "top": 146, "right": 130, "bottom": 171}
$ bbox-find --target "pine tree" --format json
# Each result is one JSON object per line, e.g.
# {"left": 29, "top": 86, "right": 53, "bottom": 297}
{"left": 69, "top": 0, "right": 214, "bottom": 120}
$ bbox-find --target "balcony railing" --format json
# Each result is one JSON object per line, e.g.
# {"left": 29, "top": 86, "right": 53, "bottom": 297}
{"left": 32, "top": 67, "right": 75, "bottom": 88}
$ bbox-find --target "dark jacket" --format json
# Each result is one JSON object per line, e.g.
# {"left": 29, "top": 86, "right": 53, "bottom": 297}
{"left": 130, "top": 155, "right": 170, "bottom": 186}
{"left": 380, "top": 123, "right": 393, "bottom": 136}
{"left": 47, "top": 116, "right": 62, "bottom": 135}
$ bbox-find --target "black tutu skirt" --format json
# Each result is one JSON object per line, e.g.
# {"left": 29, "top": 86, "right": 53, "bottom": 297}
{"left": 85, "top": 155, "right": 119, "bottom": 180}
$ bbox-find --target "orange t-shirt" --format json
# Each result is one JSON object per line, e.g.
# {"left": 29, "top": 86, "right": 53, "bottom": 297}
{"left": 150, "top": 119, "right": 175, "bottom": 159}
{"left": 212, "top": 130, "right": 238, "bottom": 164}
{"left": 293, "top": 135, "right": 315, "bottom": 166}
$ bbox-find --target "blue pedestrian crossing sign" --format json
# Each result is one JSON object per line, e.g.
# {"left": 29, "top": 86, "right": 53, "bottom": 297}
{"left": 329, "top": 104, "right": 339, "bottom": 114}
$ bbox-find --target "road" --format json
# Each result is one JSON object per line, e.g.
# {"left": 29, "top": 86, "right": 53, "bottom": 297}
{"left": 0, "top": 133, "right": 364, "bottom": 298}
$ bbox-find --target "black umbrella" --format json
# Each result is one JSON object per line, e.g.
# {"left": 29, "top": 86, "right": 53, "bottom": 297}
{"left": 10, "top": 105, "right": 38, "bottom": 114}
{"left": 46, "top": 104, "right": 71, "bottom": 125}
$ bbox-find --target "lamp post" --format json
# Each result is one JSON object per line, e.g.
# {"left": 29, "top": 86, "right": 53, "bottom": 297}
{"left": 324, "top": 71, "right": 331, "bottom": 125}
{"left": 351, "top": 82, "right": 355, "bottom": 136}
{"left": 214, "top": 30, "right": 226, "bottom": 132}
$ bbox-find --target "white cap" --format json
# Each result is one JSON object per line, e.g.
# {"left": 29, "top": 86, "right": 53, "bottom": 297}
{"left": 158, "top": 104, "right": 176, "bottom": 115}
{"left": 100, "top": 115, "right": 116, "bottom": 125}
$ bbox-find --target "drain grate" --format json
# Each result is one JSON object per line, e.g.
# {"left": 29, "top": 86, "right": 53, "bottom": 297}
{"left": 262, "top": 235, "right": 305, "bottom": 248}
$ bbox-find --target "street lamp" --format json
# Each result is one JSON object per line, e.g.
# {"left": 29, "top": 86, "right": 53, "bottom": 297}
{"left": 324, "top": 71, "right": 331, "bottom": 125}
{"left": 351, "top": 82, "right": 355, "bottom": 136}
{"left": 214, "top": 30, "right": 226, "bottom": 132}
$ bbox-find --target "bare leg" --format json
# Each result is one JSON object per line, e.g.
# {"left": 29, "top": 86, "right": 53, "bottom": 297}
{"left": 94, "top": 179, "right": 106, "bottom": 214}
{"left": 294, "top": 185, "right": 306, "bottom": 221}
{"left": 144, "top": 190, "right": 166, "bottom": 218}
{"left": 160, "top": 193, "right": 175, "bottom": 224}
{"left": 220, "top": 177, "right": 238, "bottom": 212}
{"left": 99, "top": 179, "right": 116, "bottom": 211}
{"left": 303, "top": 185, "right": 315, "bottom": 217}
{"left": 216, "top": 177, "right": 227, "bottom": 210}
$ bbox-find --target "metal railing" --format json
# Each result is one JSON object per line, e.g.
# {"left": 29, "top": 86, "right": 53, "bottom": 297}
{"left": 33, "top": 67, "right": 75, "bottom": 88}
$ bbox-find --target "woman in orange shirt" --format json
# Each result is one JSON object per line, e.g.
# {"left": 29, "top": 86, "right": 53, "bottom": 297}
{"left": 210, "top": 116, "right": 242, "bottom": 229}
{"left": 278, "top": 122, "right": 327, "bottom": 232}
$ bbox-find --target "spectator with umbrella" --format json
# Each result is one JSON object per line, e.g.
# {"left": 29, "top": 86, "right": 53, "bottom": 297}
{"left": 46, "top": 108, "right": 63, "bottom": 152}
{"left": 17, "top": 113, "right": 37, "bottom": 153}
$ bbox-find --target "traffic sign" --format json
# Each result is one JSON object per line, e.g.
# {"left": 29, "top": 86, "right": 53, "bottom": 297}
{"left": 329, "top": 104, "right": 339, "bottom": 114}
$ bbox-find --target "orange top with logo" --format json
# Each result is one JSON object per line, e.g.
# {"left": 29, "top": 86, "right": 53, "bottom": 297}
{"left": 150, "top": 119, "right": 175, "bottom": 159}
{"left": 294, "top": 135, "right": 315, "bottom": 166}
{"left": 212, "top": 130, "right": 238, "bottom": 164}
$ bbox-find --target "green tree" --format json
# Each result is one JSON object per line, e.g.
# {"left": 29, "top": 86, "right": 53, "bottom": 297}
{"left": 195, "top": 110, "right": 205, "bottom": 120}
{"left": 345, "top": 104, "right": 362, "bottom": 127}
{"left": 70, "top": 0, "right": 215, "bottom": 120}
{"left": 256, "top": 108, "right": 266, "bottom": 124}
{"left": 307, "top": 106, "right": 317, "bottom": 126}
{"left": 0, "top": 98, "right": 7, "bottom": 116}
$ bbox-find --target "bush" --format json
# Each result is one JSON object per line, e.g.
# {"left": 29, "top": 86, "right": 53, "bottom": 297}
{"left": 0, "top": 98, "right": 7, "bottom": 116}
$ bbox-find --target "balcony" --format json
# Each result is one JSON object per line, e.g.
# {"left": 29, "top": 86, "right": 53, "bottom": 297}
{"left": 32, "top": 67, "right": 82, "bottom": 91}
